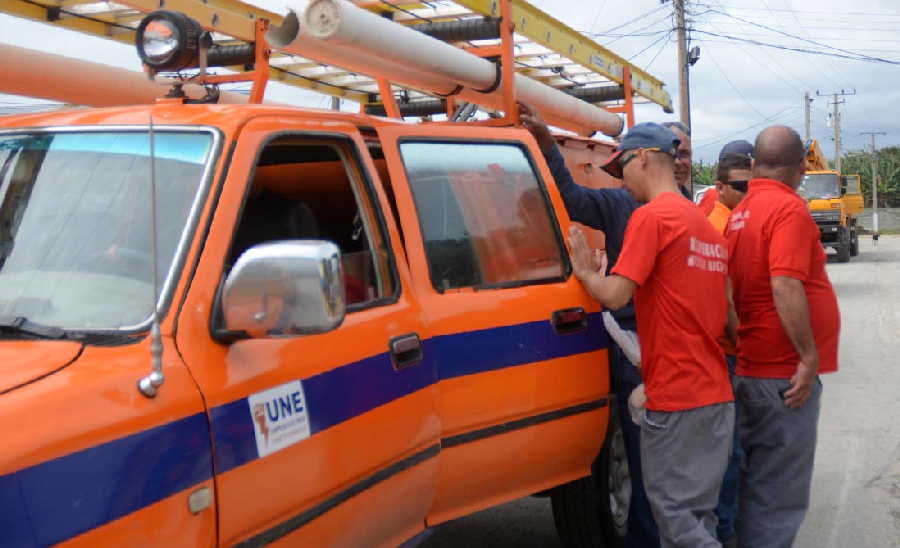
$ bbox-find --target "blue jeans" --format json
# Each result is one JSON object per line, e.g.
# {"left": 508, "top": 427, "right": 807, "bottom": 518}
{"left": 715, "top": 354, "right": 742, "bottom": 541}
{"left": 610, "top": 343, "right": 660, "bottom": 548}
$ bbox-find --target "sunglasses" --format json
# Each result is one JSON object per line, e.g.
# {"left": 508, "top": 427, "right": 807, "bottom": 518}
{"left": 724, "top": 180, "right": 749, "bottom": 192}
{"left": 619, "top": 147, "right": 662, "bottom": 170}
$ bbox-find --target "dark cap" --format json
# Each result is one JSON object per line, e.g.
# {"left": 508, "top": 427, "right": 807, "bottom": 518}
{"left": 601, "top": 122, "right": 680, "bottom": 179}
{"left": 718, "top": 140, "right": 754, "bottom": 161}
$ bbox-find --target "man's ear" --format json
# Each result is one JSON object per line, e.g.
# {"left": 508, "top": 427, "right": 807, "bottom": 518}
{"left": 640, "top": 148, "right": 652, "bottom": 168}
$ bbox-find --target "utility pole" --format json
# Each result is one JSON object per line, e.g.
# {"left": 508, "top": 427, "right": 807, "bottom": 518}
{"left": 803, "top": 91, "right": 812, "bottom": 142}
{"left": 818, "top": 89, "right": 855, "bottom": 172}
{"left": 861, "top": 131, "right": 886, "bottom": 245}
{"left": 674, "top": 0, "right": 691, "bottom": 131}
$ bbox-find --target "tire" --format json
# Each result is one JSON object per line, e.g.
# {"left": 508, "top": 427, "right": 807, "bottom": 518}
{"left": 551, "top": 397, "right": 629, "bottom": 548}
{"left": 850, "top": 225, "right": 860, "bottom": 256}
{"left": 836, "top": 227, "right": 851, "bottom": 263}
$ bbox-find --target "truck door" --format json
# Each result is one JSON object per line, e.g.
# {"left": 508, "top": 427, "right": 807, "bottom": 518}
{"left": 842, "top": 174, "right": 865, "bottom": 216}
{"left": 376, "top": 125, "right": 611, "bottom": 524}
{"left": 174, "top": 119, "right": 440, "bottom": 547}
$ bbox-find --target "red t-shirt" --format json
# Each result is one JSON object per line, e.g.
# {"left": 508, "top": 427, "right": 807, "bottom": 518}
{"left": 612, "top": 192, "right": 733, "bottom": 412}
{"left": 698, "top": 186, "right": 719, "bottom": 216}
{"left": 726, "top": 179, "right": 840, "bottom": 378}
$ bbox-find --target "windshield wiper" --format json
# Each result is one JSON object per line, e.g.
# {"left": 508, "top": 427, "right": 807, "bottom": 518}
{"left": 0, "top": 317, "right": 67, "bottom": 339}
{"left": 0, "top": 317, "right": 139, "bottom": 346}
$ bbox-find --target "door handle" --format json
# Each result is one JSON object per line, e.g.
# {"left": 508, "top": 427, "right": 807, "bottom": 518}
{"left": 389, "top": 333, "right": 423, "bottom": 370}
{"left": 552, "top": 307, "right": 587, "bottom": 335}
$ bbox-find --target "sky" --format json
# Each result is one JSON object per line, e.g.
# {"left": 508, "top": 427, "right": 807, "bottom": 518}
{"left": 1, "top": 0, "right": 899, "bottom": 163}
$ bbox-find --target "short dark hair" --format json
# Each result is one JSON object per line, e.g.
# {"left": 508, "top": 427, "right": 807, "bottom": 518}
{"left": 661, "top": 121, "right": 691, "bottom": 137}
{"left": 717, "top": 154, "right": 752, "bottom": 183}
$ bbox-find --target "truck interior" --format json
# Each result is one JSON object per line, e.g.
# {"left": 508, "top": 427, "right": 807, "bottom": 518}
{"left": 227, "top": 136, "right": 395, "bottom": 309}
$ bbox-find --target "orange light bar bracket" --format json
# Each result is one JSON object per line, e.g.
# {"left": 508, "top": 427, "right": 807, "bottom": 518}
{"left": 153, "top": 18, "right": 271, "bottom": 104}
{"left": 605, "top": 66, "right": 635, "bottom": 129}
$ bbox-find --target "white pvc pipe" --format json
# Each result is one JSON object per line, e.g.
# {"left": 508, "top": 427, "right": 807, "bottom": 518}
{"left": 270, "top": 0, "right": 623, "bottom": 136}
{"left": 267, "top": 11, "right": 459, "bottom": 96}
{"left": 0, "top": 43, "right": 252, "bottom": 107}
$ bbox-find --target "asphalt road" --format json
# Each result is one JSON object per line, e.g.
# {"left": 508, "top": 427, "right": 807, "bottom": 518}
{"left": 422, "top": 235, "right": 900, "bottom": 548}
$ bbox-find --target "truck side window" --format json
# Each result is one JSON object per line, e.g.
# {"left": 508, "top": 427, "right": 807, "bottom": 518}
{"left": 227, "top": 137, "right": 397, "bottom": 310}
{"left": 399, "top": 141, "right": 567, "bottom": 291}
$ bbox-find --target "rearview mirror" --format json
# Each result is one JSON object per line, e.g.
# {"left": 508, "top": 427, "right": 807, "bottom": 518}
{"left": 222, "top": 241, "right": 345, "bottom": 338}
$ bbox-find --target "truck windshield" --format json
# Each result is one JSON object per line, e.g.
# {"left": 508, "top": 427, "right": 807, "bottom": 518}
{"left": 801, "top": 173, "right": 840, "bottom": 200}
{"left": 0, "top": 131, "right": 214, "bottom": 331}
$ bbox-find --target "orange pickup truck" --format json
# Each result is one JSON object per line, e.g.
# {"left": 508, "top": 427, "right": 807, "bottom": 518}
{"left": 0, "top": 103, "right": 626, "bottom": 547}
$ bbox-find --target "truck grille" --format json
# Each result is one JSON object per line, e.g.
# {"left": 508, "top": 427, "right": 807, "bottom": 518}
{"left": 810, "top": 210, "right": 840, "bottom": 225}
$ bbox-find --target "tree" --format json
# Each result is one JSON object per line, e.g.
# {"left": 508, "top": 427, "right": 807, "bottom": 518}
{"left": 692, "top": 161, "right": 717, "bottom": 187}
{"left": 841, "top": 147, "right": 900, "bottom": 208}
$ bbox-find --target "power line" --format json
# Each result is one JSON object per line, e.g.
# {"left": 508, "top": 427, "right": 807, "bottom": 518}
{"left": 588, "top": 0, "right": 610, "bottom": 33}
{"left": 692, "top": 39, "right": 900, "bottom": 54}
{"left": 596, "top": 13, "right": 674, "bottom": 46}
{"left": 699, "top": 7, "right": 900, "bottom": 64}
{"left": 711, "top": 25, "right": 900, "bottom": 33}
{"left": 689, "top": 1, "right": 809, "bottom": 95}
{"left": 628, "top": 30, "right": 672, "bottom": 61}
{"left": 690, "top": 30, "right": 900, "bottom": 64}
{"left": 643, "top": 32, "right": 672, "bottom": 71}
{"left": 587, "top": 30, "right": 671, "bottom": 39}
{"left": 694, "top": 31, "right": 900, "bottom": 43}
{"left": 704, "top": 46, "right": 766, "bottom": 119}
{"left": 695, "top": 106, "right": 802, "bottom": 150}
{"left": 780, "top": 0, "right": 870, "bottom": 127}
{"left": 726, "top": 0, "right": 847, "bottom": 91}
{"left": 694, "top": 3, "right": 900, "bottom": 18}
{"left": 592, "top": 4, "right": 669, "bottom": 36}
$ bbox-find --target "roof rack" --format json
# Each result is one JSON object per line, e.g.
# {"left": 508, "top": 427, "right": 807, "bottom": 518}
{"left": 0, "top": 0, "right": 673, "bottom": 129}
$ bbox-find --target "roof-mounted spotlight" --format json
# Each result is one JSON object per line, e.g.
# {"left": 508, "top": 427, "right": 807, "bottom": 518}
{"left": 136, "top": 10, "right": 256, "bottom": 73}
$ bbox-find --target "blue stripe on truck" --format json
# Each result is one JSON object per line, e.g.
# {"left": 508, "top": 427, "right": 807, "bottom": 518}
{"left": 2, "top": 313, "right": 607, "bottom": 545}
{"left": 0, "top": 412, "right": 213, "bottom": 548}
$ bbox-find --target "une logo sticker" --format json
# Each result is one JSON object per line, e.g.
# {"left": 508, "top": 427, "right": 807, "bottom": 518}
{"left": 247, "top": 380, "right": 311, "bottom": 458}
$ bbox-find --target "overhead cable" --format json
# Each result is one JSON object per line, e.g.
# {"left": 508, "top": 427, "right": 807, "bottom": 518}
{"left": 690, "top": 30, "right": 900, "bottom": 65}
{"left": 628, "top": 31, "right": 673, "bottom": 61}
{"left": 693, "top": 2, "right": 900, "bottom": 18}
{"left": 643, "top": 32, "right": 673, "bottom": 71}
{"left": 704, "top": 47, "right": 766, "bottom": 119}
{"left": 695, "top": 106, "right": 801, "bottom": 150}
{"left": 699, "top": 8, "right": 900, "bottom": 64}
{"left": 590, "top": 3, "right": 669, "bottom": 37}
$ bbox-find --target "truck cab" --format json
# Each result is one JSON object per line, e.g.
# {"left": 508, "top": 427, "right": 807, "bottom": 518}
{"left": 802, "top": 138, "right": 864, "bottom": 262}
{"left": 0, "top": 103, "right": 623, "bottom": 547}
{"left": 801, "top": 170, "right": 864, "bottom": 262}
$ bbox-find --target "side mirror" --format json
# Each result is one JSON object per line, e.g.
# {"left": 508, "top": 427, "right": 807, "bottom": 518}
{"left": 222, "top": 241, "right": 345, "bottom": 338}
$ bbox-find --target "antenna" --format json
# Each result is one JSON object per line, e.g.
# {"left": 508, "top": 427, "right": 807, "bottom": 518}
{"left": 138, "top": 112, "right": 165, "bottom": 398}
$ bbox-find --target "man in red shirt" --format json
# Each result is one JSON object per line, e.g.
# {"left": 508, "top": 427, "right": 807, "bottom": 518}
{"left": 707, "top": 143, "right": 753, "bottom": 547}
{"left": 726, "top": 126, "right": 840, "bottom": 548}
{"left": 569, "top": 122, "right": 734, "bottom": 547}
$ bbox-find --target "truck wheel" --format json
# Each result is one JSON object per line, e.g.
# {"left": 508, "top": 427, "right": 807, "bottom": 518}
{"left": 850, "top": 226, "right": 860, "bottom": 256}
{"left": 551, "top": 398, "right": 628, "bottom": 548}
{"left": 836, "top": 227, "right": 851, "bottom": 263}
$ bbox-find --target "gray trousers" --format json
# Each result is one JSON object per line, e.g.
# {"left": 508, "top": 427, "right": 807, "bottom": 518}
{"left": 734, "top": 375, "right": 822, "bottom": 548}
{"left": 641, "top": 402, "right": 735, "bottom": 548}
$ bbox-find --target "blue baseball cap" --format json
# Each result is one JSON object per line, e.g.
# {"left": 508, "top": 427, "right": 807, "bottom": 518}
{"left": 718, "top": 139, "right": 753, "bottom": 161}
{"left": 601, "top": 122, "right": 680, "bottom": 179}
